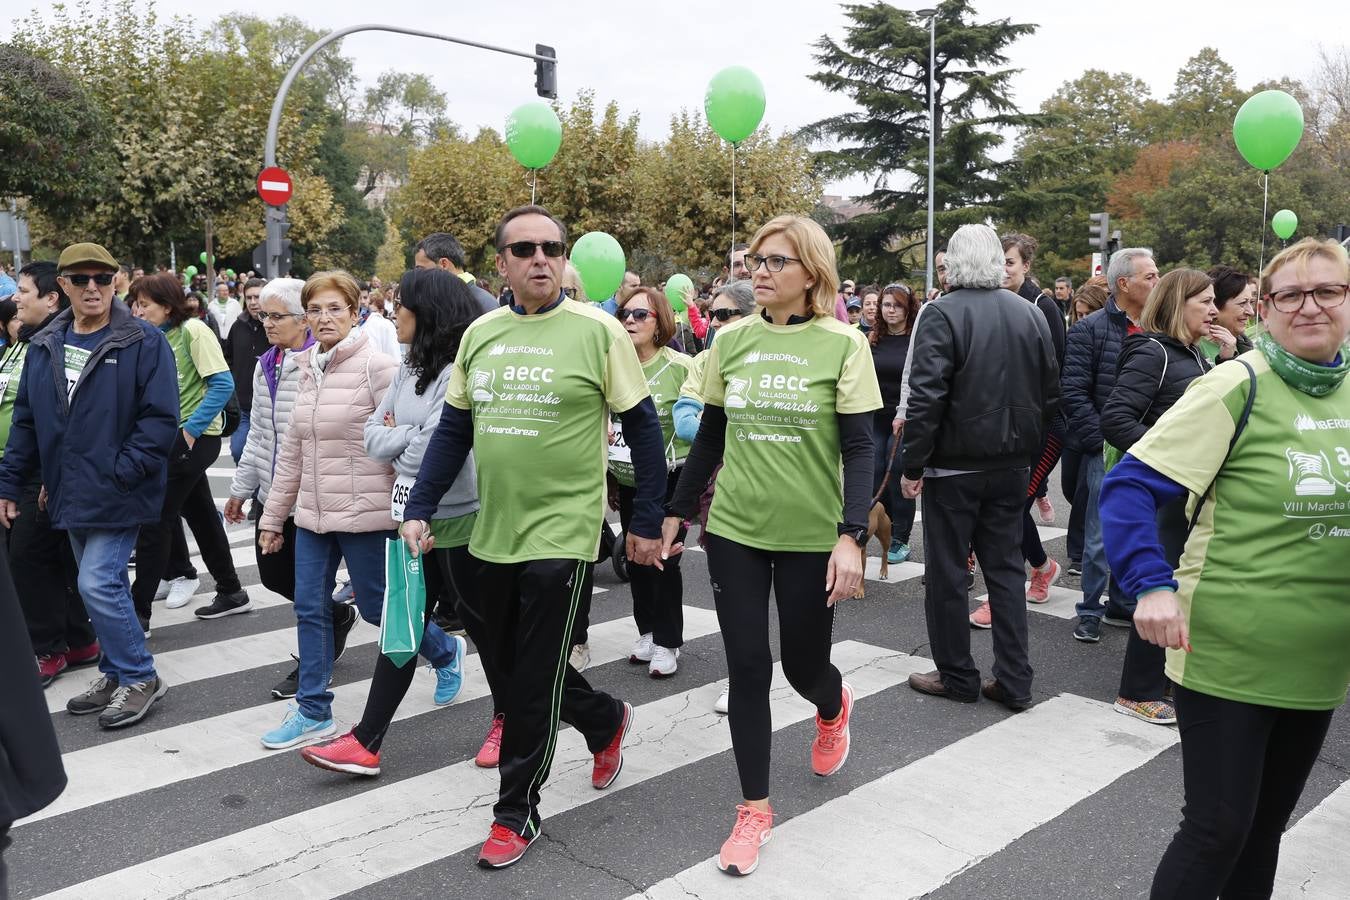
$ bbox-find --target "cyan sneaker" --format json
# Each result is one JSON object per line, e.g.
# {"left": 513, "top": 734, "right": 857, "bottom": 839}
{"left": 260, "top": 703, "right": 336, "bottom": 749}
{"left": 887, "top": 542, "right": 911, "bottom": 564}
{"left": 434, "top": 634, "right": 468, "bottom": 706}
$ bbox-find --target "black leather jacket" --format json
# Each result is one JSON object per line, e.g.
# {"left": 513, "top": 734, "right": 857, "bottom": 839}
{"left": 901, "top": 286, "right": 1060, "bottom": 478}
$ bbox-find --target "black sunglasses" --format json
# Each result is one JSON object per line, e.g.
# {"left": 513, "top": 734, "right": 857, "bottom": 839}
{"left": 709, "top": 308, "right": 744, "bottom": 322}
{"left": 500, "top": 240, "right": 567, "bottom": 259}
{"left": 64, "top": 273, "right": 115, "bottom": 286}
{"left": 617, "top": 308, "right": 652, "bottom": 322}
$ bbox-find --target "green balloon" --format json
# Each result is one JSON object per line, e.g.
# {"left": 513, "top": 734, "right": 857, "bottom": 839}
{"left": 1271, "top": 209, "right": 1298, "bottom": 240}
{"left": 664, "top": 274, "right": 693, "bottom": 312}
{"left": 1232, "top": 90, "right": 1304, "bottom": 171}
{"left": 505, "top": 101, "right": 563, "bottom": 170}
{"left": 184, "top": 265, "right": 198, "bottom": 276}
{"left": 704, "top": 66, "right": 766, "bottom": 144}
{"left": 571, "top": 232, "right": 626, "bottom": 301}
{"left": 199, "top": 251, "right": 208, "bottom": 264}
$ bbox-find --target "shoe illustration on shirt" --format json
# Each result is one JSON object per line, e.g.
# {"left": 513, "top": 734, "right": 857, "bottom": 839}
{"left": 724, "top": 377, "right": 750, "bottom": 409}
{"left": 1287, "top": 448, "right": 1337, "bottom": 496}
{"left": 470, "top": 370, "right": 496, "bottom": 403}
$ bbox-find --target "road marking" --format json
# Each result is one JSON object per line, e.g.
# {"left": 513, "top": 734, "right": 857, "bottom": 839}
{"left": 1273, "top": 779, "right": 1350, "bottom": 899}
{"left": 972, "top": 583, "right": 1084, "bottom": 620}
{"left": 633, "top": 692, "right": 1179, "bottom": 899}
{"left": 21, "top": 606, "right": 723, "bottom": 826}
{"left": 37, "top": 640, "right": 924, "bottom": 899}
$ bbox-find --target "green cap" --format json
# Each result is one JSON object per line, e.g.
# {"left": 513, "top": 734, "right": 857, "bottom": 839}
{"left": 57, "top": 242, "right": 119, "bottom": 272}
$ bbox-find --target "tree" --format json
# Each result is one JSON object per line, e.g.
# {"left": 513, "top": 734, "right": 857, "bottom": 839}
{"left": 802, "top": 0, "right": 1044, "bottom": 275}
{"left": 1156, "top": 48, "right": 1243, "bottom": 141}
{"left": 538, "top": 92, "right": 643, "bottom": 250}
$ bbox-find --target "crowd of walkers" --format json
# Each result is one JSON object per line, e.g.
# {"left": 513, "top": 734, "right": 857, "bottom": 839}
{"left": 1, "top": 208, "right": 1347, "bottom": 899}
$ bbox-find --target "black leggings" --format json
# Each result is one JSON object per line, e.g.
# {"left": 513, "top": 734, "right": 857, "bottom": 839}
{"left": 618, "top": 470, "right": 685, "bottom": 648}
{"left": 1021, "top": 430, "right": 1063, "bottom": 569}
{"left": 1151, "top": 686, "right": 1333, "bottom": 900}
{"left": 705, "top": 532, "right": 843, "bottom": 801}
{"left": 352, "top": 546, "right": 461, "bottom": 752}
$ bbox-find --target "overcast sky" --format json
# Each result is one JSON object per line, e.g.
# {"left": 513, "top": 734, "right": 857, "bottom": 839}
{"left": 10, "top": 0, "right": 1341, "bottom": 196}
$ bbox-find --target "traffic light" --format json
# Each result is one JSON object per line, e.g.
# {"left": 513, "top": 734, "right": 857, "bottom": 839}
{"left": 1089, "top": 212, "right": 1110, "bottom": 253}
{"left": 535, "top": 44, "right": 557, "bottom": 100}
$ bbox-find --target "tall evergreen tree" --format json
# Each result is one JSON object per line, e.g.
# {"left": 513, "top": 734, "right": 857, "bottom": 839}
{"left": 802, "top": 0, "right": 1043, "bottom": 278}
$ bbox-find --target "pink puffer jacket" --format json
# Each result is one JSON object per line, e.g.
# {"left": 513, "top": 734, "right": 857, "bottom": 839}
{"left": 260, "top": 331, "right": 400, "bottom": 535}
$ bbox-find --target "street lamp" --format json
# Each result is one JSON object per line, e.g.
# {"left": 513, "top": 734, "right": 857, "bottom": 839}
{"left": 916, "top": 8, "right": 937, "bottom": 296}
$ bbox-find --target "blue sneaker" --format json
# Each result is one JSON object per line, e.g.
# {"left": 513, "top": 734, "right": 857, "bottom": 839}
{"left": 887, "top": 542, "right": 911, "bottom": 564}
{"left": 261, "top": 703, "right": 336, "bottom": 749}
{"left": 434, "top": 634, "right": 468, "bottom": 706}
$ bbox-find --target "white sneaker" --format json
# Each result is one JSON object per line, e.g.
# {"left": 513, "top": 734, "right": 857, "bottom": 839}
{"left": 154, "top": 580, "right": 171, "bottom": 601}
{"left": 714, "top": 686, "right": 730, "bottom": 715}
{"left": 331, "top": 577, "right": 354, "bottom": 604}
{"left": 164, "top": 576, "right": 201, "bottom": 609}
{"left": 569, "top": 642, "right": 591, "bottom": 672}
{"left": 630, "top": 632, "right": 654, "bottom": 664}
{"left": 649, "top": 645, "right": 679, "bottom": 678}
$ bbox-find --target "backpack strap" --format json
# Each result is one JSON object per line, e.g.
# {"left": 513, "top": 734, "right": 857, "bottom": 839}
{"left": 1187, "top": 359, "right": 1257, "bottom": 534}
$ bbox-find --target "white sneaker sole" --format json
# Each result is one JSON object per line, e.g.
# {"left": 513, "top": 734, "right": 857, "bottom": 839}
{"left": 302, "top": 751, "right": 380, "bottom": 777}
{"left": 261, "top": 720, "right": 337, "bottom": 750}
{"left": 714, "top": 689, "right": 730, "bottom": 715}
{"left": 164, "top": 592, "right": 199, "bottom": 610}
{"left": 1113, "top": 702, "right": 1177, "bottom": 726}
{"left": 718, "top": 829, "right": 772, "bottom": 876}
{"left": 195, "top": 601, "right": 254, "bottom": 620}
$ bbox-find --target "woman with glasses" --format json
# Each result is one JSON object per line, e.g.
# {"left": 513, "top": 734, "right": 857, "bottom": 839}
{"left": 611, "top": 287, "right": 692, "bottom": 678}
{"left": 225, "top": 279, "right": 358, "bottom": 700}
{"left": 256, "top": 271, "right": 421, "bottom": 751}
{"left": 662, "top": 216, "right": 880, "bottom": 877}
{"left": 1102, "top": 239, "right": 1350, "bottom": 900}
{"left": 1200, "top": 265, "right": 1256, "bottom": 364}
{"left": 870, "top": 283, "right": 920, "bottom": 564}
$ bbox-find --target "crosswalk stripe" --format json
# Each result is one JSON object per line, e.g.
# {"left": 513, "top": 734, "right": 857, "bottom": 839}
{"left": 633, "top": 692, "right": 1179, "bottom": 899}
{"left": 143, "top": 584, "right": 292, "bottom": 631}
{"left": 971, "top": 582, "right": 1084, "bottom": 620}
{"left": 20, "top": 606, "right": 723, "bottom": 827}
{"left": 37, "top": 639, "right": 925, "bottom": 899}
{"left": 1273, "top": 779, "right": 1350, "bottom": 898}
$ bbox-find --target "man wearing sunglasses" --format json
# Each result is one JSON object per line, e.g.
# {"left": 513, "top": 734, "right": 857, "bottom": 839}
{"left": 401, "top": 205, "right": 669, "bottom": 870}
{"left": 0, "top": 242, "right": 179, "bottom": 729}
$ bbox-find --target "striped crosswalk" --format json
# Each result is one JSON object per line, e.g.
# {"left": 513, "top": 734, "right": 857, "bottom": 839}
{"left": 12, "top": 452, "right": 1348, "bottom": 900}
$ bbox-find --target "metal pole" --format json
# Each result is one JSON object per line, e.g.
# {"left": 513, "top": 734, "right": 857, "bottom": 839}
{"left": 8, "top": 200, "right": 22, "bottom": 271}
{"left": 925, "top": 13, "right": 936, "bottom": 296}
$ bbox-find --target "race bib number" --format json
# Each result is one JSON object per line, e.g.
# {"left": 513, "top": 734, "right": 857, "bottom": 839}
{"left": 390, "top": 474, "right": 416, "bottom": 522}
{"left": 608, "top": 419, "right": 635, "bottom": 487}
{"left": 0, "top": 372, "right": 12, "bottom": 401}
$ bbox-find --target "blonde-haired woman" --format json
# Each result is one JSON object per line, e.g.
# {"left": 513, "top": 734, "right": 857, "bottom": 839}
{"left": 661, "top": 215, "right": 881, "bottom": 876}
{"left": 257, "top": 271, "right": 463, "bottom": 750}
{"left": 1103, "top": 240, "right": 1350, "bottom": 898}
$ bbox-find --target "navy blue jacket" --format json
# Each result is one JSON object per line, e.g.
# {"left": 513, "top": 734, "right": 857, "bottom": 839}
{"left": 0, "top": 302, "right": 179, "bottom": 530}
{"left": 1061, "top": 296, "right": 1131, "bottom": 453}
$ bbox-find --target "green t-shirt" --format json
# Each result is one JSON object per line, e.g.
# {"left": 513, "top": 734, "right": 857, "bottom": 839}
{"left": 0, "top": 342, "right": 29, "bottom": 458}
{"left": 166, "top": 318, "right": 228, "bottom": 436}
{"left": 431, "top": 511, "right": 477, "bottom": 550}
{"left": 699, "top": 313, "right": 882, "bottom": 552}
{"left": 609, "top": 345, "right": 692, "bottom": 487}
{"left": 1130, "top": 351, "right": 1350, "bottom": 710}
{"left": 446, "top": 300, "right": 649, "bottom": 563}
{"left": 679, "top": 349, "right": 710, "bottom": 403}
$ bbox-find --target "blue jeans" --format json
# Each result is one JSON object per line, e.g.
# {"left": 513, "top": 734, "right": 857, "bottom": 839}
{"left": 67, "top": 526, "right": 155, "bottom": 684}
{"left": 872, "top": 416, "right": 917, "bottom": 544}
{"left": 229, "top": 413, "right": 250, "bottom": 465}
{"left": 292, "top": 527, "right": 455, "bottom": 721}
{"left": 1075, "top": 452, "right": 1134, "bottom": 620}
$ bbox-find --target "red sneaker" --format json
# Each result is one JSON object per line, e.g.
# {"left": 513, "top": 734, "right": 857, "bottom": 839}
{"left": 476, "top": 714, "right": 504, "bottom": 768}
{"left": 477, "top": 822, "right": 537, "bottom": 869}
{"left": 969, "top": 600, "right": 992, "bottom": 629}
{"left": 299, "top": 731, "right": 381, "bottom": 776}
{"left": 64, "top": 641, "right": 102, "bottom": 668}
{"left": 1026, "top": 559, "right": 1061, "bottom": 604}
{"left": 718, "top": 804, "right": 774, "bottom": 876}
{"left": 592, "top": 701, "right": 633, "bottom": 789}
{"left": 37, "top": 654, "right": 68, "bottom": 687}
{"left": 812, "top": 681, "right": 853, "bottom": 776}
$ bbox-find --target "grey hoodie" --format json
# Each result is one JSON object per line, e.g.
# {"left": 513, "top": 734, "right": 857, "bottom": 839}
{"left": 363, "top": 361, "right": 479, "bottom": 521}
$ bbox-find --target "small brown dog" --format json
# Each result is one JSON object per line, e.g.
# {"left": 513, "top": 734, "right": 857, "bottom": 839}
{"left": 854, "top": 501, "right": 892, "bottom": 599}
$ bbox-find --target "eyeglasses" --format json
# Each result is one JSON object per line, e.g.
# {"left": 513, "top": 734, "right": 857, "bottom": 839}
{"left": 709, "top": 308, "right": 744, "bottom": 322}
{"left": 64, "top": 273, "right": 115, "bottom": 287}
{"left": 1265, "top": 284, "right": 1349, "bottom": 313}
{"left": 745, "top": 254, "right": 802, "bottom": 274}
{"left": 500, "top": 240, "right": 567, "bottom": 259}
{"left": 259, "top": 312, "right": 304, "bottom": 323}
{"left": 304, "top": 306, "right": 349, "bottom": 320}
{"left": 617, "top": 308, "right": 652, "bottom": 322}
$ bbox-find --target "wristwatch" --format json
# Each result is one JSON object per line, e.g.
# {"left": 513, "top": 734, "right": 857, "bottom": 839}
{"left": 838, "top": 524, "right": 868, "bottom": 547}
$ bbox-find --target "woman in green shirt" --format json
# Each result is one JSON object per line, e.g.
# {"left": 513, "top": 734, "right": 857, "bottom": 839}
{"left": 1102, "top": 238, "right": 1350, "bottom": 899}
{"left": 612, "top": 287, "right": 691, "bottom": 678}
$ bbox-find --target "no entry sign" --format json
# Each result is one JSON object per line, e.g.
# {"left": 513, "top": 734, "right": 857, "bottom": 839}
{"left": 256, "top": 167, "right": 293, "bottom": 206}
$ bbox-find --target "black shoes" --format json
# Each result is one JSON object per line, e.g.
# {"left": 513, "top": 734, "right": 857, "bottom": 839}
{"left": 194, "top": 589, "right": 253, "bottom": 620}
{"left": 1073, "top": 616, "right": 1101, "bottom": 643}
{"left": 332, "top": 603, "right": 357, "bottom": 662}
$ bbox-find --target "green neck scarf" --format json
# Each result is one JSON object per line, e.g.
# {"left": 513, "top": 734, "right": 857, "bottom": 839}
{"left": 1254, "top": 331, "right": 1350, "bottom": 397}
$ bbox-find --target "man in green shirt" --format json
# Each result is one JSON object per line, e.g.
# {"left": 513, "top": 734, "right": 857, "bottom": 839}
{"left": 401, "top": 205, "right": 670, "bottom": 871}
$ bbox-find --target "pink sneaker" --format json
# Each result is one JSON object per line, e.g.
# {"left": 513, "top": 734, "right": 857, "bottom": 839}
{"left": 1027, "top": 559, "right": 1061, "bottom": 604}
{"left": 1036, "top": 495, "right": 1055, "bottom": 524}
{"left": 476, "top": 714, "right": 504, "bottom": 768}
{"left": 718, "top": 804, "right": 774, "bottom": 876}
{"left": 969, "top": 600, "right": 992, "bottom": 629}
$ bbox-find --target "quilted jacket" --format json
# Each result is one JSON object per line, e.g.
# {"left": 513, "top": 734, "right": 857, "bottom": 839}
{"left": 259, "top": 331, "right": 399, "bottom": 534}
{"left": 228, "top": 339, "right": 311, "bottom": 506}
{"left": 1061, "top": 296, "right": 1132, "bottom": 453}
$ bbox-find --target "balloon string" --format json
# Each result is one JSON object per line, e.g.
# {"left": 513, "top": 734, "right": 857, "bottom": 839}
{"left": 1258, "top": 171, "right": 1269, "bottom": 325}
{"left": 731, "top": 142, "right": 738, "bottom": 259}
{"left": 531, "top": 171, "right": 537, "bottom": 206}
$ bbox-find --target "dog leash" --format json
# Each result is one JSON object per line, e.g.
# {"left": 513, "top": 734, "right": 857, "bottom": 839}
{"left": 869, "top": 423, "right": 902, "bottom": 507}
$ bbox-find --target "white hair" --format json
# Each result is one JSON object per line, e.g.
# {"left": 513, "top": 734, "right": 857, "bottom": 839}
{"left": 258, "top": 277, "right": 305, "bottom": 316}
{"left": 1107, "top": 248, "right": 1153, "bottom": 293}
{"left": 943, "top": 224, "right": 1005, "bottom": 291}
